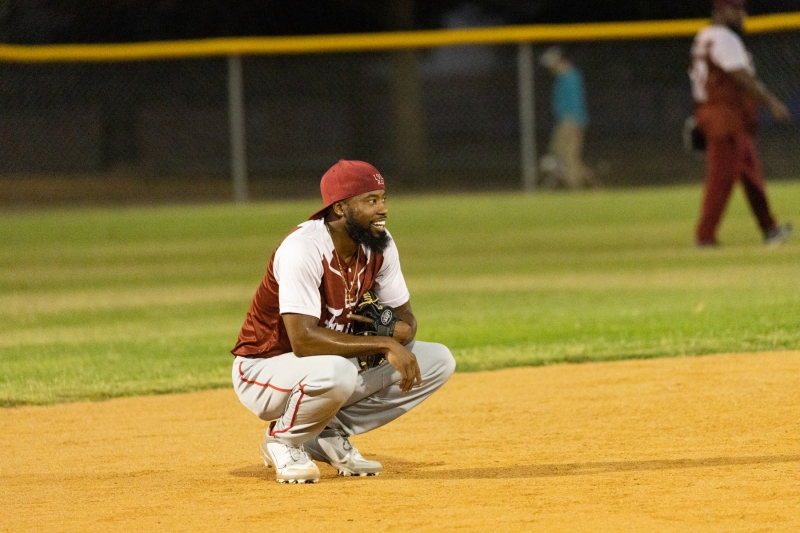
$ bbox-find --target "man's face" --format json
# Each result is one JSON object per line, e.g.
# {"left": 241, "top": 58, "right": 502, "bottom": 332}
{"left": 342, "top": 189, "right": 391, "bottom": 253}
{"left": 720, "top": 5, "right": 746, "bottom": 34}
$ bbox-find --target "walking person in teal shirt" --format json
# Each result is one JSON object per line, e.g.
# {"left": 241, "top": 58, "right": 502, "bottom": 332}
{"left": 539, "top": 46, "right": 599, "bottom": 189}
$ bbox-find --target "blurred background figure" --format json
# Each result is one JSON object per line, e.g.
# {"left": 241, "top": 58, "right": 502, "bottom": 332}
{"left": 689, "top": 0, "right": 793, "bottom": 247}
{"left": 539, "top": 46, "right": 599, "bottom": 190}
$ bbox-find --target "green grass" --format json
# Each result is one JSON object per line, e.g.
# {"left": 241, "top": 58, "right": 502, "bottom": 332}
{"left": 2, "top": 182, "right": 799, "bottom": 406}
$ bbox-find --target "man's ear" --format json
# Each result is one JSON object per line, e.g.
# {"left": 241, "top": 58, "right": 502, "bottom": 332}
{"left": 332, "top": 201, "right": 346, "bottom": 218}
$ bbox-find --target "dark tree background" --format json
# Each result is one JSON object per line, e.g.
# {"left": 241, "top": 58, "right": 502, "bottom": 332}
{"left": 3, "top": 0, "right": 800, "bottom": 44}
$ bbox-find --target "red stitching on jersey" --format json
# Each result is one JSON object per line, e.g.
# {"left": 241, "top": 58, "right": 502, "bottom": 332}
{"left": 237, "top": 361, "right": 293, "bottom": 392}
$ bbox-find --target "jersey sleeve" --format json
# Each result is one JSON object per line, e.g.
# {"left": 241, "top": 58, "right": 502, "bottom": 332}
{"left": 372, "top": 234, "right": 410, "bottom": 308}
{"left": 273, "top": 234, "right": 324, "bottom": 318}
{"left": 709, "top": 30, "right": 749, "bottom": 72}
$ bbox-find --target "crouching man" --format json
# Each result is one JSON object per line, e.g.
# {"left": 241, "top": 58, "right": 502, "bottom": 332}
{"left": 231, "top": 160, "right": 456, "bottom": 483}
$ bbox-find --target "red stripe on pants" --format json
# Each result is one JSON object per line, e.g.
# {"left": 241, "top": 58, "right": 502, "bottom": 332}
{"left": 237, "top": 360, "right": 305, "bottom": 437}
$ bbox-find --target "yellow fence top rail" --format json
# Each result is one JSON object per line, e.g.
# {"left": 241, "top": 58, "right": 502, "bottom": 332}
{"left": 1, "top": 12, "right": 799, "bottom": 63}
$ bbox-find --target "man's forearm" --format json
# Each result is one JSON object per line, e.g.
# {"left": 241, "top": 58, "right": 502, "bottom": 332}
{"left": 728, "top": 68, "right": 790, "bottom": 122}
{"left": 730, "top": 69, "right": 778, "bottom": 106}
{"left": 290, "top": 322, "right": 399, "bottom": 358}
{"left": 391, "top": 302, "right": 417, "bottom": 346}
{"left": 390, "top": 319, "right": 413, "bottom": 346}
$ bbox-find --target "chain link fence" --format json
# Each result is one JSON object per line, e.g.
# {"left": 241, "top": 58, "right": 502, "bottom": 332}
{"left": 1, "top": 27, "right": 799, "bottom": 205}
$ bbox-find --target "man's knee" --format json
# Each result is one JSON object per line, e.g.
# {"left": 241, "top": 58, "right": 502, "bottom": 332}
{"left": 438, "top": 345, "right": 457, "bottom": 379}
{"left": 419, "top": 342, "right": 456, "bottom": 382}
{"left": 304, "top": 356, "right": 359, "bottom": 403}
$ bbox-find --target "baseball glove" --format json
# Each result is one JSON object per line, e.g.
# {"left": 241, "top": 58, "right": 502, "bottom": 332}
{"left": 683, "top": 116, "right": 706, "bottom": 153}
{"left": 351, "top": 290, "right": 398, "bottom": 371}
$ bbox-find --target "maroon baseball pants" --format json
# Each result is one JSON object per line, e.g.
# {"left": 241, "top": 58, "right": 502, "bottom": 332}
{"left": 696, "top": 131, "right": 777, "bottom": 245}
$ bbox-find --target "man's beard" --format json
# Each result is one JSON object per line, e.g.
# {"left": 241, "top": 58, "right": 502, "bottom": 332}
{"left": 344, "top": 212, "right": 391, "bottom": 253}
{"left": 727, "top": 21, "right": 745, "bottom": 38}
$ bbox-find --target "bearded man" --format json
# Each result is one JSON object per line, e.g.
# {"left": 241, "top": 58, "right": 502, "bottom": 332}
{"left": 231, "top": 159, "right": 455, "bottom": 484}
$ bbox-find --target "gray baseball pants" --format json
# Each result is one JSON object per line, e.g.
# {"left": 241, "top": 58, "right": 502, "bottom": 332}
{"left": 232, "top": 340, "right": 456, "bottom": 447}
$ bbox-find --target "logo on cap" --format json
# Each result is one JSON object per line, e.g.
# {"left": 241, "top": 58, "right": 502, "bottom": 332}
{"left": 374, "top": 173, "right": 384, "bottom": 185}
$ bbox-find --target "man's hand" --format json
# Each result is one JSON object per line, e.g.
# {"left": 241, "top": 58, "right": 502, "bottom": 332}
{"left": 385, "top": 343, "right": 422, "bottom": 392}
{"left": 348, "top": 310, "right": 421, "bottom": 390}
{"left": 766, "top": 96, "right": 791, "bottom": 123}
{"left": 348, "top": 291, "right": 417, "bottom": 346}
{"left": 348, "top": 312, "right": 415, "bottom": 345}
{"left": 392, "top": 320, "right": 415, "bottom": 345}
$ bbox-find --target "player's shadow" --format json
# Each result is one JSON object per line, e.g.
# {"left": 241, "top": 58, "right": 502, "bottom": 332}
{"left": 229, "top": 460, "right": 421, "bottom": 482}
{"left": 230, "top": 464, "right": 272, "bottom": 479}
{"left": 386, "top": 454, "right": 800, "bottom": 480}
{"left": 230, "top": 454, "right": 800, "bottom": 481}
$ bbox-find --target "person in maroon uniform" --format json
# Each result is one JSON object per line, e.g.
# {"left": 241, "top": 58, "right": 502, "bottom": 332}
{"left": 231, "top": 159, "right": 456, "bottom": 484}
{"left": 689, "top": 0, "right": 792, "bottom": 247}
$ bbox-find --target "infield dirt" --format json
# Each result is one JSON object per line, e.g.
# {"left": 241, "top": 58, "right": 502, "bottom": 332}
{"left": 3, "top": 351, "right": 800, "bottom": 532}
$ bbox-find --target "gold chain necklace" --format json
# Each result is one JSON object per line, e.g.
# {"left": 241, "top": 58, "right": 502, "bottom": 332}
{"left": 326, "top": 222, "right": 360, "bottom": 308}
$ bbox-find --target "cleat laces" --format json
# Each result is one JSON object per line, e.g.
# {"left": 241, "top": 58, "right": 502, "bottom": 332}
{"left": 285, "top": 445, "right": 308, "bottom": 464}
{"left": 339, "top": 436, "right": 353, "bottom": 453}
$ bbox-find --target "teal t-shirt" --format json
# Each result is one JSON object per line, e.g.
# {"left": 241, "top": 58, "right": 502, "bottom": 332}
{"left": 553, "top": 67, "right": 588, "bottom": 127}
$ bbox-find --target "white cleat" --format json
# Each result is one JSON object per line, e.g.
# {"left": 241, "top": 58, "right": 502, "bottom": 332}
{"left": 260, "top": 434, "right": 320, "bottom": 484}
{"left": 764, "top": 222, "right": 792, "bottom": 247}
{"left": 304, "top": 429, "right": 383, "bottom": 477}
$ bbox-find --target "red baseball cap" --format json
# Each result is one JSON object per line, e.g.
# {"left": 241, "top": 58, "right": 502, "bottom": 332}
{"left": 308, "top": 160, "right": 386, "bottom": 220}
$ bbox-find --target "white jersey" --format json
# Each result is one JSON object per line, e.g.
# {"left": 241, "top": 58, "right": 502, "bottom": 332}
{"left": 690, "top": 24, "right": 754, "bottom": 103}
{"left": 233, "top": 218, "right": 410, "bottom": 358}
{"left": 274, "top": 219, "right": 409, "bottom": 316}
